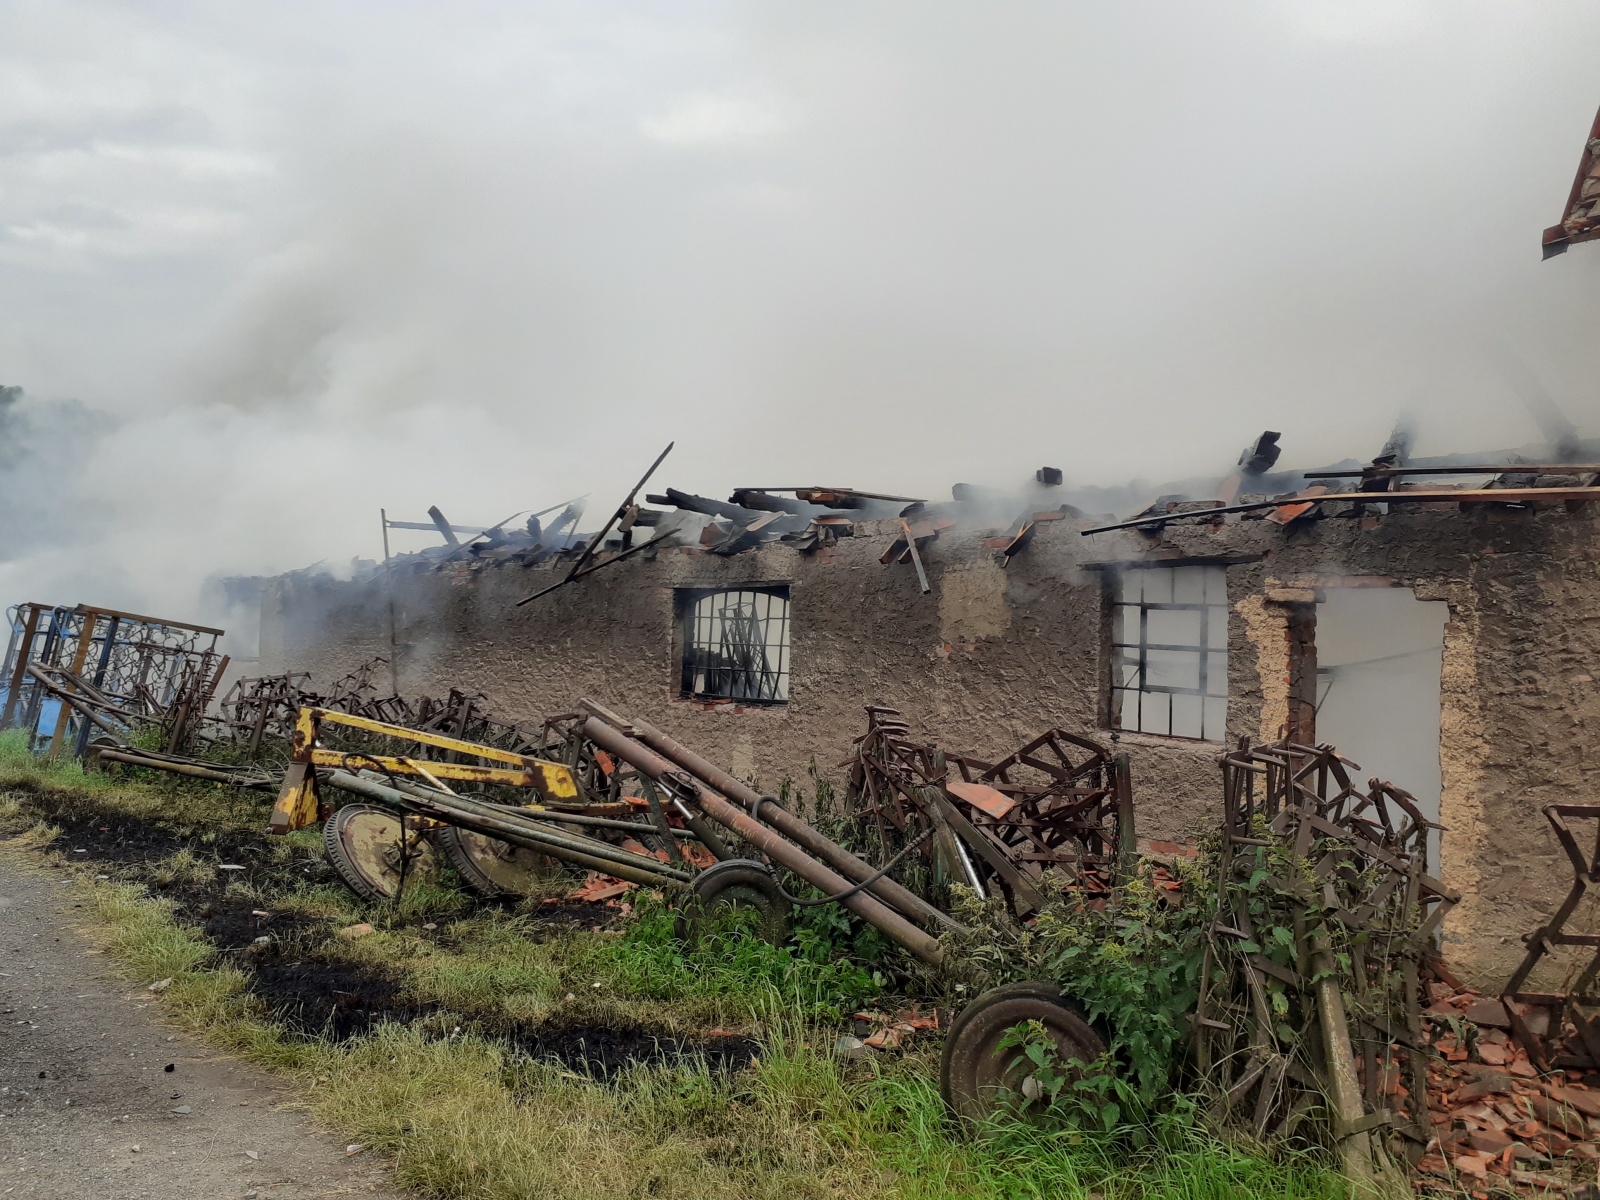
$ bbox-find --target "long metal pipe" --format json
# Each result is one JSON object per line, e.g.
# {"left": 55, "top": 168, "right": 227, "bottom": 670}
{"left": 371, "top": 773, "right": 698, "bottom": 839}
{"left": 584, "top": 701, "right": 959, "bottom": 933}
{"left": 25, "top": 664, "right": 126, "bottom": 740}
{"left": 323, "top": 771, "right": 687, "bottom": 889}
{"left": 579, "top": 716, "right": 945, "bottom": 964}
{"left": 378, "top": 779, "right": 695, "bottom": 882}
{"left": 95, "top": 748, "right": 278, "bottom": 790}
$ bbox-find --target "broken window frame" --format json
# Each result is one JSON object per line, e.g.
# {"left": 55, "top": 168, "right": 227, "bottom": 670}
{"left": 677, "top": 586, "right": 791, "bottom": 705}
{"left": 1110, "top": 564, "right": 1228, "bottom": 742}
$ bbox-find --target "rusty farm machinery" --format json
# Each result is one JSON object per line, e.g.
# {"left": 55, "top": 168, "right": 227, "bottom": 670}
{"left": 80, "top": 678, "right": 1449, "bottom": 1149}
{"left": 255, "top": 696, "right": 1146, "bottom": 1123}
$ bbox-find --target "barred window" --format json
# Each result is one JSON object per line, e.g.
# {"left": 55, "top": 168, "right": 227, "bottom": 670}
{"left": 679, "top": 587, "right": 790, "bottom": 704}
{"left": 1112, "top": 565, "right": 1227, "bottom": 741}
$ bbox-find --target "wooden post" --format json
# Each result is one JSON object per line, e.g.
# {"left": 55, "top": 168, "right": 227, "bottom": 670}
{"left": 1309, "top": 926, "right": 1406, "bottom": 1195}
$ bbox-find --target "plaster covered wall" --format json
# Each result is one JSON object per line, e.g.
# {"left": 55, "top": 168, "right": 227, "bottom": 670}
{"left": 261, "top": 503, "right": 1600, "bottom": 985}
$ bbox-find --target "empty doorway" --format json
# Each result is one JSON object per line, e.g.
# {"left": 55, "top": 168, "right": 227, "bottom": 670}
{"left": 1315, "top": 586, "right": 1448, "bottom": 871}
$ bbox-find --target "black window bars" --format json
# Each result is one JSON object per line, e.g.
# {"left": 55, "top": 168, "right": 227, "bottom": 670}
{"left": 680, "top": 587, "right": 791, "bottom": 704}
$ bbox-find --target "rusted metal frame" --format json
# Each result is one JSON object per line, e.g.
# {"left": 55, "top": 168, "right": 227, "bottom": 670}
{"left": 245, "top": 689, "right": 273, "bottom": 762}
{"left": 32, "top": 664, "right": 117, "bottom": 710}
{"left": 975, "top": 727, "right": 1113, "bottom": 777}
{"left": 94, "top": 747, "right": 278, "bottom": 789}
{"left": 73, "top": 604, "right": 224, "bottom": 638}
{"left": 579, "top": 715, "right": 946, "bottom": 964}
{"left": 862, "top": 710, "right": 1126, "bottom": 892}
{"left": 24, "top": 665, "right": 135, "bottom": 742}
{"left": 1208, "top": 742, "right": 1442, "bottom": 1153}
{"left": 46, "top": 612, "right": 99, "bottom": 755}
{"left": 166, "top": 652, "right": 227, "bottom": 755}
{"left": 74, "top": 614, "right": 122, "bottom": 758}
{"left": 638, "top": 777, "right": 687, "bottom": 868}
{"left": 0, "top": 603, "right": 42, "bottom": 729}
{"left": 374, "top": 773, "right": 695, "bottom": 881}
{"left": 923, "top": 788, "right": 1045, "bottom": 915}
{"left": 605, "top": 708, "right": 958, "bottom": 931}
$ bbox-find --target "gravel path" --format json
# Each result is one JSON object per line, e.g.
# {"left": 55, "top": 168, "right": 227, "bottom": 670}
{"left": 0, "top": 850, "right": 411, "bottom": 1200}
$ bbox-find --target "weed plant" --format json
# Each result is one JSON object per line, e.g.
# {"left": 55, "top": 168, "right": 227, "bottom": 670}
{"left": 0, "top": 748, "right": 1349, "bottom": 1199}
{"left": 593, "top": 892, "right": 879, "bottom": 1022}
{"left": 65, "top": 877, "right": 1353, "bottom": 1200}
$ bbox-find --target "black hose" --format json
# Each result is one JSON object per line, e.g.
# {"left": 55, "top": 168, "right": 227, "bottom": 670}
{"left": 774, "top": 827, "right": 938, "bottom": 908}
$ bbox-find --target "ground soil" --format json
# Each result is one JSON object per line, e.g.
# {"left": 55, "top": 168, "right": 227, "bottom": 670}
{"left": 13, "top": 789, "right": 760, "bottom": 1078}
{"left": 0, "top": 849, "right": 411, "bottom": 1200}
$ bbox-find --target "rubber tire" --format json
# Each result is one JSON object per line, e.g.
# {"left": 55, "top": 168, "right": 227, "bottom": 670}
{"left": 673, "top": 859, "right": 792, "bottom": 948}
{"left": 323, "top": 804, "right": 438, "bottom": 902}
{"left": 436, "top": 825, "right": 560, "bottom": 898}
{"left": 939, "top": 981, "right": 1108, "bottom": 1130}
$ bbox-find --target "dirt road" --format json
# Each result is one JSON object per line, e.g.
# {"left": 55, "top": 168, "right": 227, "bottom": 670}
{"left": 0, "top": 850, "right": 409, "bottom": 1200}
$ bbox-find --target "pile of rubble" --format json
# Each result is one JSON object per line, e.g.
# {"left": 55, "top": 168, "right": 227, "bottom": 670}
{"left": 1417, "top": 976, "right": 1600, "bottom": 1195}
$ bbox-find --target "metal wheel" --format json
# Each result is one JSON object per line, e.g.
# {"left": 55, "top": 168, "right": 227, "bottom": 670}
{"left": 673, "top": 859, "right": 792, "bottom": 947}
{"left": 436, "top": 825, "right": 560, "bottom": 898}
{"left": 323, "top": 804, "right": 439, "bottom": 902}
{"left": 939, "top": 981, "right": 1108, "bottom": 1129}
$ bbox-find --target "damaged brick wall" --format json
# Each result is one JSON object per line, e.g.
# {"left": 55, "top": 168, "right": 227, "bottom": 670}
{"left": 260, "top": 503, "right": 1600, "bottom": 985}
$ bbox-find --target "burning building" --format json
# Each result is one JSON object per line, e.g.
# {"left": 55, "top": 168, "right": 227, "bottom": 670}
{"left": 256, "top": 436, "right": 1600, "bottom": 985}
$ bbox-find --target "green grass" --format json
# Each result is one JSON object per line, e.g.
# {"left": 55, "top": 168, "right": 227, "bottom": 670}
{"left": 591, "top": 897, "right": 879, "bottom": 1023}
{"left": 68, "top": 875, "right": 1355, "bottom": 1200}
{"left": 0, "top": 725, "right": 276, "bottom": 833}
{"left": 0, "top": 752, "right": 1355, "bottom": 1200}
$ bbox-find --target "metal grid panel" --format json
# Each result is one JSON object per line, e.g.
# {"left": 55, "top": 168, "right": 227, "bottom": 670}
{"left": 679, "top": 587, "right": 790, "bottom": 704}
{"left": 1, "top": 603, "right": 223, "bottom": 752}
{"left": 1111, "top": 565, "right": 1228, "bottom": 740}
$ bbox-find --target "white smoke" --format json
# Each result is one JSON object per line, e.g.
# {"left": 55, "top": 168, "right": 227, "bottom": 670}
{"left": 1, "top": 0, "right": 1599, "bottom": 633}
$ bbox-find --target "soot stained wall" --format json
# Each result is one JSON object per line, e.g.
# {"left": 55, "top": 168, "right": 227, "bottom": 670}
{"left": 261, "top": 505, "right": 1600, "bottom": 985}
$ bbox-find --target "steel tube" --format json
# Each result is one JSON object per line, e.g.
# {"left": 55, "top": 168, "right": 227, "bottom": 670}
{"left": 368, "top": 774, "right": 699, "bottom": 839}
{"left": 26, "top": 665, "right": 127, "bottom": 740}
{"left": 344, "top": 770, "right": 691, "bottom": 877}
{"left": 594, "top": 704, "right": 959, "bottom": 933}
{"left": 579, "top": 717, "right": 945, "bottom": 964}
{"left": 95, "top": 748, "right": 277, "bottom": 789}
{"left": 324, "top": 771, "right": 686, "bottom": 889}
{"left": 392, "top": 785, "right": 694, "bottom": 882}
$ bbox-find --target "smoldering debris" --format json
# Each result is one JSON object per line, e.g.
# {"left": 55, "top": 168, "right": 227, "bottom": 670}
{"left": 302, "top": 422, "right": 1600, "bottom": 619}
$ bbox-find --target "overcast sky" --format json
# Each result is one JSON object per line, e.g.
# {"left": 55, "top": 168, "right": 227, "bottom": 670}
{"left": 2, "top": 0, "right": 1599, "bottom": 629}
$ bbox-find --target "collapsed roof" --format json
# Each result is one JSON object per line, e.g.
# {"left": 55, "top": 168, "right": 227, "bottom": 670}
{"left": 361, "top": 426, "right": 1600, "bottom": 604}
{"left": 1543, "top": 103, "right": 1600, "bottom": 258}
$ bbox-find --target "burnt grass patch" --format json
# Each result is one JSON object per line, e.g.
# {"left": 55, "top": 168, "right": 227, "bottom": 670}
{"left": 8, "top": 785, "right": 758, "bottom": 1077}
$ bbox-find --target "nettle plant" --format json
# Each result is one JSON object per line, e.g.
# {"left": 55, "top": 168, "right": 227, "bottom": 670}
{"left": 950, "top": 862, "right": 1210, "bottom": 1134}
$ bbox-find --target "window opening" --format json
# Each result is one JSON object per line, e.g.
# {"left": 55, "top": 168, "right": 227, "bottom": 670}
{"left": 679, "top": 587, "right": 790, "bottom": 704}
{"left": 1111, "top": 564, "right": 1227, "bottom": 740}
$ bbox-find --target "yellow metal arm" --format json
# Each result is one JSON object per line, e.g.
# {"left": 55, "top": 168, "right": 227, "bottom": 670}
{"left": 269, "top": 705, "right": 577, "bottom": 834}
